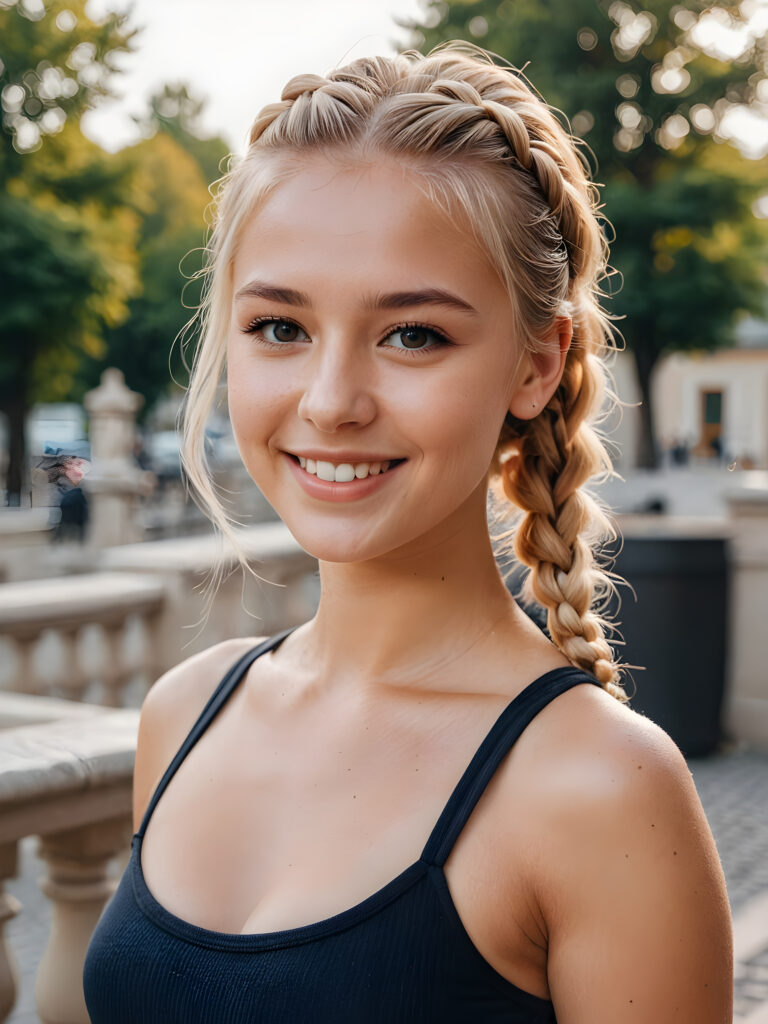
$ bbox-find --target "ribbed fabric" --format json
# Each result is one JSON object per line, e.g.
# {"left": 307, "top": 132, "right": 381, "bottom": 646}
{"left": 83, "top": 629, "right": 601, "bottom": 1023}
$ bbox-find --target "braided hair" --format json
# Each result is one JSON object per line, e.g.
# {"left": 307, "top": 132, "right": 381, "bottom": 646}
{"left": 181, "top": 41, "right": 626, "bottom": 699}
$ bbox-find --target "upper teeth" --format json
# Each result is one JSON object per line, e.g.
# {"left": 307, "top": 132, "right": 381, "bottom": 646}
{"left": 297, "top": 457, "right": 393, "bottom": 482}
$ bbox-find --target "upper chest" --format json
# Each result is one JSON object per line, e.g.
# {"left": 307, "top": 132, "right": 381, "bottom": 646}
{"left": 139, "top": 662, "right": 561, "bottom": 999}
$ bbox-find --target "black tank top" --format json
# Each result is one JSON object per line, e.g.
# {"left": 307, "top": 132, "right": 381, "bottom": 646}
{"left": 83, "top": 628, "right": 601, "bottom": 1023}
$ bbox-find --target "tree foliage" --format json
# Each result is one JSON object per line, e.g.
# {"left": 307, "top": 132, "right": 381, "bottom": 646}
{"left": 75, "top": 88, "right": 231, "bottom": 421}
{"left": 0, "top": 0, "right": 138, "bottom": 501}
{"left": 0, "top": 0, "right": 138, "bottom": 185}
{"left": 406, "top": 0, "right": 768, "bottom": 465}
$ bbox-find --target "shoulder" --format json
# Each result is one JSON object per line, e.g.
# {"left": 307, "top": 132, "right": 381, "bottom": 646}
{"left": 517, "top": 676, "right": 691, "bottom": 805}
{"left": 514, "top": 679, "right": 714, "bottom": 884}
{"left": 504, "top": 680, "right": 733, "bottom": 1020}
{"left": 141, "top": 636, "right": 263, "bottom": 724}
{"left": 132, "top": 636, "right": 265, "bottom": 832}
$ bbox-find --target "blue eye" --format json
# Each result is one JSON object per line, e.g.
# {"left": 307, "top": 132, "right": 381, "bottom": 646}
{"left": 243, "top": 318, "right": 309, "bottom": 344}
{"left": 382, "top": 324, "right": 450, "bottom": 352}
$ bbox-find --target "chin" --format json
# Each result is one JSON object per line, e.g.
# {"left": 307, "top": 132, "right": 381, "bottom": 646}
{"left": 277, "top": 516, "right": 427, "bottom": 566}
{"left": 281, "top": 526, "right": 393, "bottom": 565}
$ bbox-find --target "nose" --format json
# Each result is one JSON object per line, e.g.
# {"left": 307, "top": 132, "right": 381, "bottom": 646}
{"left": 297, "top": 340, "right": 377, "bottom": 433}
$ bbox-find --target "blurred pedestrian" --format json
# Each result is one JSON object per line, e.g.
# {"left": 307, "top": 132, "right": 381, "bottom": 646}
{"left": 37, "top": 441, "right": 91, "bottom": 542}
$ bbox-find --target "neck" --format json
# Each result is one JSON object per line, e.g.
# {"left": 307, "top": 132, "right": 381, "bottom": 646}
{"left": 301, "top": 487, "right": 520, "bottom": 692}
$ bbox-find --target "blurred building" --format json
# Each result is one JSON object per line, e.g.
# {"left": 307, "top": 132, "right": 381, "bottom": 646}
{"left": 609, "top": 315, "right": 768, "bottom": 469}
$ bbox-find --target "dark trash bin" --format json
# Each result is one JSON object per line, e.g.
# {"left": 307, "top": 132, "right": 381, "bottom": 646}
{"left": 606, "top": 523, "right": 729, "bottom": 757}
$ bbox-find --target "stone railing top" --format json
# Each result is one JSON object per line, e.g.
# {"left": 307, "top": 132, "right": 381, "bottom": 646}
{"left": 0, "top": 705, "right": 138, "bottom": 810}
{"left": 100, "top": 521, "right": 311, "bottom": 573}
{"left": 616, "top": 514, "right": 732, "bottom": 539}
{"left": 0, "top": 572, "right": 165, "bottom": 631}
{"left": 0, "top": 508, "right": 52, "bottom": 535}
{"left": 0, "top": 691, "right": 107, "bottom": 730}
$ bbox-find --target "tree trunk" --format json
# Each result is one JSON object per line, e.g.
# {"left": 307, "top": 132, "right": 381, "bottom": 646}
{"left": 2, "top": 390, "right": 27, "bottom": 506}
{"left": 631, "top": 344, "right": 661, "bottom": 470}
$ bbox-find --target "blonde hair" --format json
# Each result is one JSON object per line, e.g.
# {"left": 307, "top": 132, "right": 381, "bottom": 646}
{"left": 181, "top": 41, "right": 627, "bottom": 699}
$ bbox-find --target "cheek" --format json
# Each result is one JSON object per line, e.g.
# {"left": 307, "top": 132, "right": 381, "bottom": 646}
{"left": 226, "top": 350, "right": 291, "bottom": 445}
{"left": 415, "top": 369, "right": 509, "bottom": 469}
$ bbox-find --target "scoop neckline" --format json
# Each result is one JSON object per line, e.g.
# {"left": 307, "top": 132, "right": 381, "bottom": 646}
{"left": 129, "top": 838, "right": 555, "bottom": 1011}
{"left": 130, "top": 834, "right": 429, "bottom": 952}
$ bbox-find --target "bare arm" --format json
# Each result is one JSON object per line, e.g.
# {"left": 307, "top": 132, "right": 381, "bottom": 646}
{"left": 537, "top": 713, "right": 732, "bottom": 1023}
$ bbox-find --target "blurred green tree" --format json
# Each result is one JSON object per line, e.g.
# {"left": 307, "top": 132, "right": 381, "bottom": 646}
{"left": 407, "top": 0, "right": 768, "bottom": 466}
{"left": 0, "top": 0, "right": 138, "bottom": 502}
{"left": 133, "top": 82, "right": 230, "bottom": 186}
{"left": 76, "top": 87, "right": 231, "bottom": 424}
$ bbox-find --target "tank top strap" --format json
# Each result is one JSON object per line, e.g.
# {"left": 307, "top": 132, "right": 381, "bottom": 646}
{"left": 421, "top": 666, "right": 602, "bottom": 868}
{"left": 135, "top": 627, "right": 297, "bottom": 839}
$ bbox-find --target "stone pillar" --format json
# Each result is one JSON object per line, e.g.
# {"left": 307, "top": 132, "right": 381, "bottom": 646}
{"left": 0, "top": 842, "right": 21, "bottom": 1024}
{"left": 724, "top": 472, "right": 768, "bottom": 749}
{"left": 35, "top": 817, "right": 132, "bottom": 1024}
{"left": 83, "top": 369, "right": 146, "bottom": 547}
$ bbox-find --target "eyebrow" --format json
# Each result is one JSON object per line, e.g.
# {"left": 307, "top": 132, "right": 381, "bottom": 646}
{"left": 233, "top": 280, "right": 478, "bottom": 316}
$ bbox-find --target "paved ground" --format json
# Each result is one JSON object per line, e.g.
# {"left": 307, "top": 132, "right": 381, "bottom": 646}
{"left": 596, "top": 461, "right": 764, "bottom": 519}
{"left": 3, "top": 743, "right": 768, "bottom": 1023}
{"left": 690, "top": 747, "right": 768, "bottom": 1021}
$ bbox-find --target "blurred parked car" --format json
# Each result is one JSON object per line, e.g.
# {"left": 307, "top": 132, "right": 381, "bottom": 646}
{"left": 145, "top": 430, "right": 183, "bottom": 491}
{"left": 27, "top": 403, "right": 87, "bottom": 456}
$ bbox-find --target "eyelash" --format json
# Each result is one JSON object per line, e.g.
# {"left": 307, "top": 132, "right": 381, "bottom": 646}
{"left": 240, "top": 316, "right": 453, "bottom": 357}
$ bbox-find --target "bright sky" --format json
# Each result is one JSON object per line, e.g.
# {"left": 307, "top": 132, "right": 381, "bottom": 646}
{"left": 82, "top": 0, "right": 768, "bottom": 161}
{"left": 83, "top": 0, "right": 425, "bottom": 154}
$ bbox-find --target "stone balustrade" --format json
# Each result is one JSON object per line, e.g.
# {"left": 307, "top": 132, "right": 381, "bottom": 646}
{"left": 0, "top": 693, "right": 137, "bottom": 1023}
{"left": 0, "top": 522, "right": 320, "bottom": 708}
{"left": 98, "top": 521, "right": 319, "bottom": 670}
{"left": 0, "top": 573, "right": 166, "bottom": 708}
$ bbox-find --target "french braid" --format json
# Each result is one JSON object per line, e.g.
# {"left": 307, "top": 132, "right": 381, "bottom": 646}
{"left": 181, "top": 42, "right": 626, "bottom": 696}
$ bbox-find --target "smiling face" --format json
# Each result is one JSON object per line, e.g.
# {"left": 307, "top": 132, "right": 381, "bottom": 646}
{"left": 226, "top": 156, "right": 532, "bottom": 565}
{"left": 64, "top": 457, "right": 89, "bottom": 485}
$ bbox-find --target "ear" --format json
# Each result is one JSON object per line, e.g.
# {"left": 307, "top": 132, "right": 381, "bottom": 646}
{"left": 507, "top": 316, "right": 572, "bottom": 420}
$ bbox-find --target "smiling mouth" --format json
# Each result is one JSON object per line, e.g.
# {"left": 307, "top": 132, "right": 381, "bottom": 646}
{"left": 287, "top": 454, "right": 407, "bottom": 483}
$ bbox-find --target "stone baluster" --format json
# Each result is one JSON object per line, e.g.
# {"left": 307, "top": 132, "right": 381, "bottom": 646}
{"left": 0, "top": 842, "right": 21, "bottom": 1024}
{"left": 58, "top": 627, "right": 87, "bottom": 703}
{"left": 12, "top": 634, "right": 39, "bottom": 696}
{"left": 139, "top": 609, "right": 163, "bottom": 697}
{"left": 35, "top": 817, "right": 132, "bottom": 1024}
{"left": 100, "top": 620, "right": 127, "bottom": 707}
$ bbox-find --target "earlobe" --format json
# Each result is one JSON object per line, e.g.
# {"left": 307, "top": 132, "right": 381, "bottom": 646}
{"left": 507, "top": 316, "right": 572, "bottom": 420}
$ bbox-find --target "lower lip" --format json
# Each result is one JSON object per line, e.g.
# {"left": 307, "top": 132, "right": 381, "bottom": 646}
{"left": 283, "top": 453, "right": 405, "bottom": 503}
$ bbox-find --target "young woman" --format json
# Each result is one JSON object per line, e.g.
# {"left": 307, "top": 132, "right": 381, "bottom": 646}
{"left": 83, "top": 43, "right": 732, "bottom": 1022}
